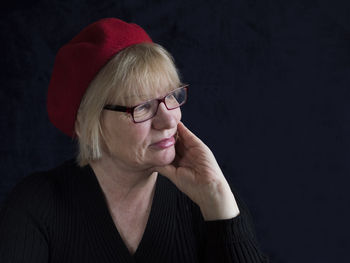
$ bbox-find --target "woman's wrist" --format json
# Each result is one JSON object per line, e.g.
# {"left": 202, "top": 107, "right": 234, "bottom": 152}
{"left": 198, "top": 181, "right": 240, "bottom": 221}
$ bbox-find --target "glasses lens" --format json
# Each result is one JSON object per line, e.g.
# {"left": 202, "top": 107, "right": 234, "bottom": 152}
{"left": 133, "top": 100, "right": 158, "bottom": 122}
{"left": 165, "top": 87, "right": 187, "bottom": 109}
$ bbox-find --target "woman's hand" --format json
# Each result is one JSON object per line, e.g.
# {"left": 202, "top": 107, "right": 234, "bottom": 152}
{"left": 154, "top": 121, "right": 240, "bottom": 221}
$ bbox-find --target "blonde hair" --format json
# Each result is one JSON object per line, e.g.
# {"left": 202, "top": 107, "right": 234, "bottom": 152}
{"left": 75, "top": 42, "right": 181, "bottom": 166}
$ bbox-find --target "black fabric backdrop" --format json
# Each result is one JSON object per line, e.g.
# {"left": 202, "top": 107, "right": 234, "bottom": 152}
{"left": 1, "top": 0, "right": 349, "bottom": 262}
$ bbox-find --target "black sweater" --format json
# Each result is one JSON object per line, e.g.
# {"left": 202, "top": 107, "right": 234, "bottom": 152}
{"left": 0, "top": 159, "right": 268, "bottom": 262}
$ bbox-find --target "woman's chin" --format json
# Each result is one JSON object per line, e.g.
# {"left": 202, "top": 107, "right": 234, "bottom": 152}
{"left": 150, "top": 146, "right": 176, "bottom": 166}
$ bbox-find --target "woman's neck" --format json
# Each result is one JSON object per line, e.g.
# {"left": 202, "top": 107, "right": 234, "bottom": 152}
{"left": 89, "top": 157, "right": 158, "bottom": 206}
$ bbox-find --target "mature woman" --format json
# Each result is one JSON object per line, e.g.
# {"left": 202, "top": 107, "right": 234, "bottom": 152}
{"left": 0, "top": 18, "right": 268, "bottom": 262}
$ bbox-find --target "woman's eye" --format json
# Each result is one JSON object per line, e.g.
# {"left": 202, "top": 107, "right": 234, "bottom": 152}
{"left": 135, "top": 102, "right": 152, "bottom": 112}
{"left": 167, "top": 94, "right": 177, "bottom": 101}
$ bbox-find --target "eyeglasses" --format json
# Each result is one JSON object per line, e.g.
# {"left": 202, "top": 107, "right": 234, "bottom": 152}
{"left": 103, "top": 85, "right": 188, "bottom": 123}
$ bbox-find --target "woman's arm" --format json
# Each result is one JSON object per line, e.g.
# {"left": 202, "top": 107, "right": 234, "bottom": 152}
{"left": 0, "top": 176, "right": 50, "bottom": 263}
{"left": 155, "top": 121, "right": 269, "bottom": 262}
{"left": 200, "top": 189, "right": 269, "bottom": 262}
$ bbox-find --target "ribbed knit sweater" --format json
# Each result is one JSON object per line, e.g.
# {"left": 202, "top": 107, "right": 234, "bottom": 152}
{"left": 0, "top": 159, "right": 268, "bottom": 262}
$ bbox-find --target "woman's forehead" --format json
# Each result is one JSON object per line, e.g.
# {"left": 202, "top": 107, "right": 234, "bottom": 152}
{"left": 112, "top": 81, "right": 177, "bottom": 106}
{"left": 127, "top": 85, "right": 175, "bottom": 104}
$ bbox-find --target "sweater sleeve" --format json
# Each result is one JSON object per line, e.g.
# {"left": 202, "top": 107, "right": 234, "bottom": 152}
{"left": 196, "top": 187, "right": 269, "bottom": 263}
{"left": 0, "top": 174, "right": 50, "bottom": 263}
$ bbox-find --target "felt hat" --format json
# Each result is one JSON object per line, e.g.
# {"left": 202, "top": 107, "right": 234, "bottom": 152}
{"left": 47, "top": 18, "right": 153, "bottom": 137}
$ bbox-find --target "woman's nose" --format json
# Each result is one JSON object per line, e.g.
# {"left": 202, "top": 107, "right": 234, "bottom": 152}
{"left": 151, "top": 102, "right": 180, "bottom": 129}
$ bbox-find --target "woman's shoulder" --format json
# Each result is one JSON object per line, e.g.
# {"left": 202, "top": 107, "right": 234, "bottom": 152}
{"left": 1, "top": 159, "right": 81, "bottom": 214}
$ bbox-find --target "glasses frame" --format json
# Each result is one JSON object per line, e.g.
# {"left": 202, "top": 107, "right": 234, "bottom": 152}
{"left": 103, "top": 85, "right": 189, "bottom": 123}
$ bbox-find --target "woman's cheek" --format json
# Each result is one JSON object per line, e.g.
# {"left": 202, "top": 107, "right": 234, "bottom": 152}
{"left": 176, "top": 109, "right": 182, "bottom": 122}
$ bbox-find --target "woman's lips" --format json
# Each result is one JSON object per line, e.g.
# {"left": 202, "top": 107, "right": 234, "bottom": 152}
{"left": 151, "top": 136, "right": 176, "bottom": 149}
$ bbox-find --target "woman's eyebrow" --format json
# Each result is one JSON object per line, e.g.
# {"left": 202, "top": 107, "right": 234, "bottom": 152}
{"left": 123, "top": 85, "right": 177, "bottom": 102}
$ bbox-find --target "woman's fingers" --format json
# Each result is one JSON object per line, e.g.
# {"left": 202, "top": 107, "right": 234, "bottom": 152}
{"left": 156, "top": 122, "right": 207, "bottom": 183}
{"left": 174, "top": 135, "right": 186, "bottom": 158}
{"left": 177, "top": 122, "right": 203, "bottom": 149}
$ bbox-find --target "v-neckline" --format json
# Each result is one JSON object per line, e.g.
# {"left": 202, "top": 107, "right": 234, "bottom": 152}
{"left": 81, "top": 164, "right": 177, "bottom": 262}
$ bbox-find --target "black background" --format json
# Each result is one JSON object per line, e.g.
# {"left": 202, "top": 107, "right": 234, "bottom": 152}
{"left": 1, "top": 0, "right": 350, "bottom": 262}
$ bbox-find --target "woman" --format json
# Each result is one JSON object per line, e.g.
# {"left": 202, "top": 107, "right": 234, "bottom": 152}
{"left": 0, "top": 18, "right": 268, "bottom": 262}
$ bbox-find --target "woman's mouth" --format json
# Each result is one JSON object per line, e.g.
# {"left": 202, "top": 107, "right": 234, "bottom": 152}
{"left": 150, "top": 136, "right": 176, "bottom": 149}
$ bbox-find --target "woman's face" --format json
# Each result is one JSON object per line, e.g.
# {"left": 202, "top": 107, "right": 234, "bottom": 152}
{"left": 100, "top": 89, "right": 181, "bottom": 171}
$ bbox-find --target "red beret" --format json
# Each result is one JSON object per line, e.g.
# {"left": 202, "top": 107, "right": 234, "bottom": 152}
{"left": 47, "top": 18, "right": 153, "bottom": 137}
